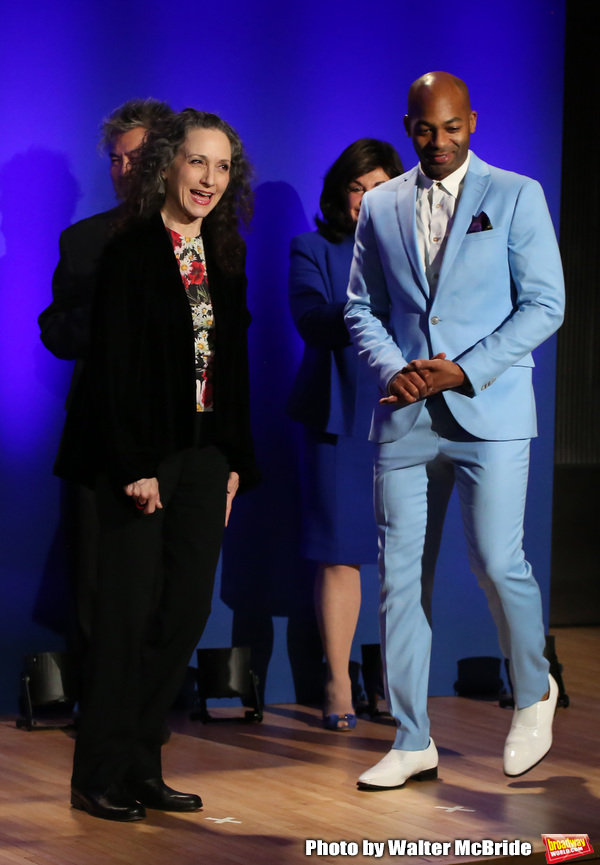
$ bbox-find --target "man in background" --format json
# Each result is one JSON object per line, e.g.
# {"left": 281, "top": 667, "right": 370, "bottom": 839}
{"left": 39, "top": 98, "right": 172, "bottom": 661}
{"left": 40, "top": 98, "right": 172, "bottom": 373}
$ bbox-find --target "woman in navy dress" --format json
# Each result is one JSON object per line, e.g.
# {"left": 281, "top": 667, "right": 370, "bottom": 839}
{"left": 288, "top": 139, "right": 403, "bottom": 729}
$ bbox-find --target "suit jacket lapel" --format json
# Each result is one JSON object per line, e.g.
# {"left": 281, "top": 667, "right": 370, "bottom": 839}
{"left": 395, "top": 169, "right": 430, "bottom": 300}
{"left": 437, "top": 156, "right": 491, "bottom": 288}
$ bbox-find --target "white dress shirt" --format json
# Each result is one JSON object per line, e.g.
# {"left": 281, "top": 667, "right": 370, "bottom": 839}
{"left": 415, "top": 151, "right": 471, "bottom": 292}
{"left": 386, "top": 153, "right": 473, "bottom": 394}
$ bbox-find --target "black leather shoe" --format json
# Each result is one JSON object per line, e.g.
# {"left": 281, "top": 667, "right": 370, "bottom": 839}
{"left": 71, "top": 784, "right": 146, "bottom": 821}
{"left": 127, "top": 777, "right": 202, "bottom": 811}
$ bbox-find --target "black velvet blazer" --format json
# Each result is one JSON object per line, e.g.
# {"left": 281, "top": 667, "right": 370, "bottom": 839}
{"left": 55, "top": 212, "right": 257, "bottom": 489}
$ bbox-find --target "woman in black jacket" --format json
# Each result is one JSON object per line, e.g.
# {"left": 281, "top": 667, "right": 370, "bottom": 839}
{"left": 57, "top": 109, "right": 256, "bottom": 822}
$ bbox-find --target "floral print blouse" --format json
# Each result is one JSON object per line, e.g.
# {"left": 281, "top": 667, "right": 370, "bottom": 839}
{"left": 166, "top": 227, "right": 214, "bottom": 412}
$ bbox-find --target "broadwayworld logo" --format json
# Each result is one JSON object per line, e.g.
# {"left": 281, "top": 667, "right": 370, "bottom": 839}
{"left": 542, "top": 835, "right": 594, "bottom": 863}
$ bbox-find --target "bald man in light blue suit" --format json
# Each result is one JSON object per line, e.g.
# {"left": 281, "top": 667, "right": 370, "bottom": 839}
{"left": 345, "top": 72, "right": 564, "bottom": 787}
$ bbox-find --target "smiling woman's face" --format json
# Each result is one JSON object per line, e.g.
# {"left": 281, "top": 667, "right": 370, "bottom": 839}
{"left": 161, "top": 127, "right": 232, "bottom": 235}
{"left": 346, "top": 166, "right": 391, "bottom": 223}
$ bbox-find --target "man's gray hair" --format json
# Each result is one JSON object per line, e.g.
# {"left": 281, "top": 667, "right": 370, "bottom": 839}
{"left": 99, "top": 98, "right": 173, "bottom": 151}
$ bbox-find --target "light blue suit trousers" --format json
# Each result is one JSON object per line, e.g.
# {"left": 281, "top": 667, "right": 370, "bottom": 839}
{"left": 375, "top": 396, "right": 548, "bottom": 750}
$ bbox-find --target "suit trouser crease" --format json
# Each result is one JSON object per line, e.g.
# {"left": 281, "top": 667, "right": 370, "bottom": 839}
{"left": 375, "top": 397, "right": 549, "bottom": 751}
{"left": 72, "top": 444, "right": 229, "bottom": 789}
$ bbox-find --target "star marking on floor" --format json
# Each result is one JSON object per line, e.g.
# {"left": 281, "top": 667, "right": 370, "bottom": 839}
{"left": 205, "top": 816, "right": 242, "bottom": 824}
{"left": 434, "top": 806, "right": 476, "bottom": 813}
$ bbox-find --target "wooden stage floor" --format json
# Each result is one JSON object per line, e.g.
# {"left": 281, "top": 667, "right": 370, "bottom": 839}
{"left": 1, "top": 627, "right": 598, "bottom": 864}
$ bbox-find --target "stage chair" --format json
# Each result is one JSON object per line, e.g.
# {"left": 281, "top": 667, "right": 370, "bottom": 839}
{"left": 191, "top": 647, "right": 262, "bottom": 723}
{"left": 16, "top": 651, "right": 77, "bottom": 730}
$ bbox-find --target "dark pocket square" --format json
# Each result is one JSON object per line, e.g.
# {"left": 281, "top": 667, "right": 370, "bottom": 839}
{"left": 467, "top": 211, "right": 493, "bottom": 233}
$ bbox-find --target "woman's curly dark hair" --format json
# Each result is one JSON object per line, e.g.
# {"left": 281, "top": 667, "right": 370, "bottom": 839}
{"left": 122, "top": 108, "right": 253, "bottom": 274}
{"left": 316, "top": 138, "right": 404, "bottom": 243}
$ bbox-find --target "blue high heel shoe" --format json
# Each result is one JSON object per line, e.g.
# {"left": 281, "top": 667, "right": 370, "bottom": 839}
{"left": 323, "top": 712, "right": 357, "bottom": 731}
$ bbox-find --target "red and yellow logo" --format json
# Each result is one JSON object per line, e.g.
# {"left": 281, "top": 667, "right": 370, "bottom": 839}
{"left": 542, "top": 835, "right": 594, "bottom": 863}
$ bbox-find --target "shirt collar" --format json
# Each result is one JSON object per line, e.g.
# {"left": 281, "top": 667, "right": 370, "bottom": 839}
{"left": 417, "top": 151, "right": 472, "bottom": 197}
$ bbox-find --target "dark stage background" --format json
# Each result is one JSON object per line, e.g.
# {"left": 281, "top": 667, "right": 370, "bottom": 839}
{"left": 551, "top": 1, "right": 600, "bottom": 626}
{"left": 0, "top": 0, "right": 565, "bottom": 712}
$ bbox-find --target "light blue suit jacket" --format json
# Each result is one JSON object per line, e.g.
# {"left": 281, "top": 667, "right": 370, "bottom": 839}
{"left": 345, "top": 152, "right": 565, "bottom": 442}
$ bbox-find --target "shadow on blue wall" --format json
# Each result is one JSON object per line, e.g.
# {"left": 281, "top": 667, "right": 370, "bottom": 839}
{"left": 221, "top": 181, "right": 325, "bottom": 703}
{"left": 0, "top": 150, "right": 80, "bottom": 702}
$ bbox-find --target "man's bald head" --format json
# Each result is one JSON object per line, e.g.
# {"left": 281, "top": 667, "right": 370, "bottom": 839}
{"left": 404, "top": 71, "right": 477, "bottom": 180}
{"left": 407, "top": 72, "right": 471, "bottom": 117}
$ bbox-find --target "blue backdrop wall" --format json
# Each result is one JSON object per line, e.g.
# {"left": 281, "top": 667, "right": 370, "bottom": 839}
{"left": 0, "top": 0, "right": 565, "bottom": 711}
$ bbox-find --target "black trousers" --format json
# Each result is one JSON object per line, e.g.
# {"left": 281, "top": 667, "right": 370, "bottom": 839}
{"left": 64, "top": 481, "right": 98, "bottom": 685}
{"left": 71, "top": 443, "right": 229, "bottom": 790}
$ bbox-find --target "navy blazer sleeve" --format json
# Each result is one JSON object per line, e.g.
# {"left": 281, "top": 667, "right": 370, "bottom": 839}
{"left": 289, "top": 233, "right": 352, "bottom": 349}
{"left": 287, "top": 232, "right": 371, "bottom": 436}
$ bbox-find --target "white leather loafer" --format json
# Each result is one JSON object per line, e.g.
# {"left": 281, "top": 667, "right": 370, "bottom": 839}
{"left": 357, "top": 739, "right": 439, "bottom": 789}
{"left": 503, "top": 674, "right": 558, "bottom": 777}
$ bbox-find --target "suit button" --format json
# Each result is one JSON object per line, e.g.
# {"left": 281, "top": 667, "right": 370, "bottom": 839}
{"left": 430, "top": 316, "right": 440, "bottom": 325}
